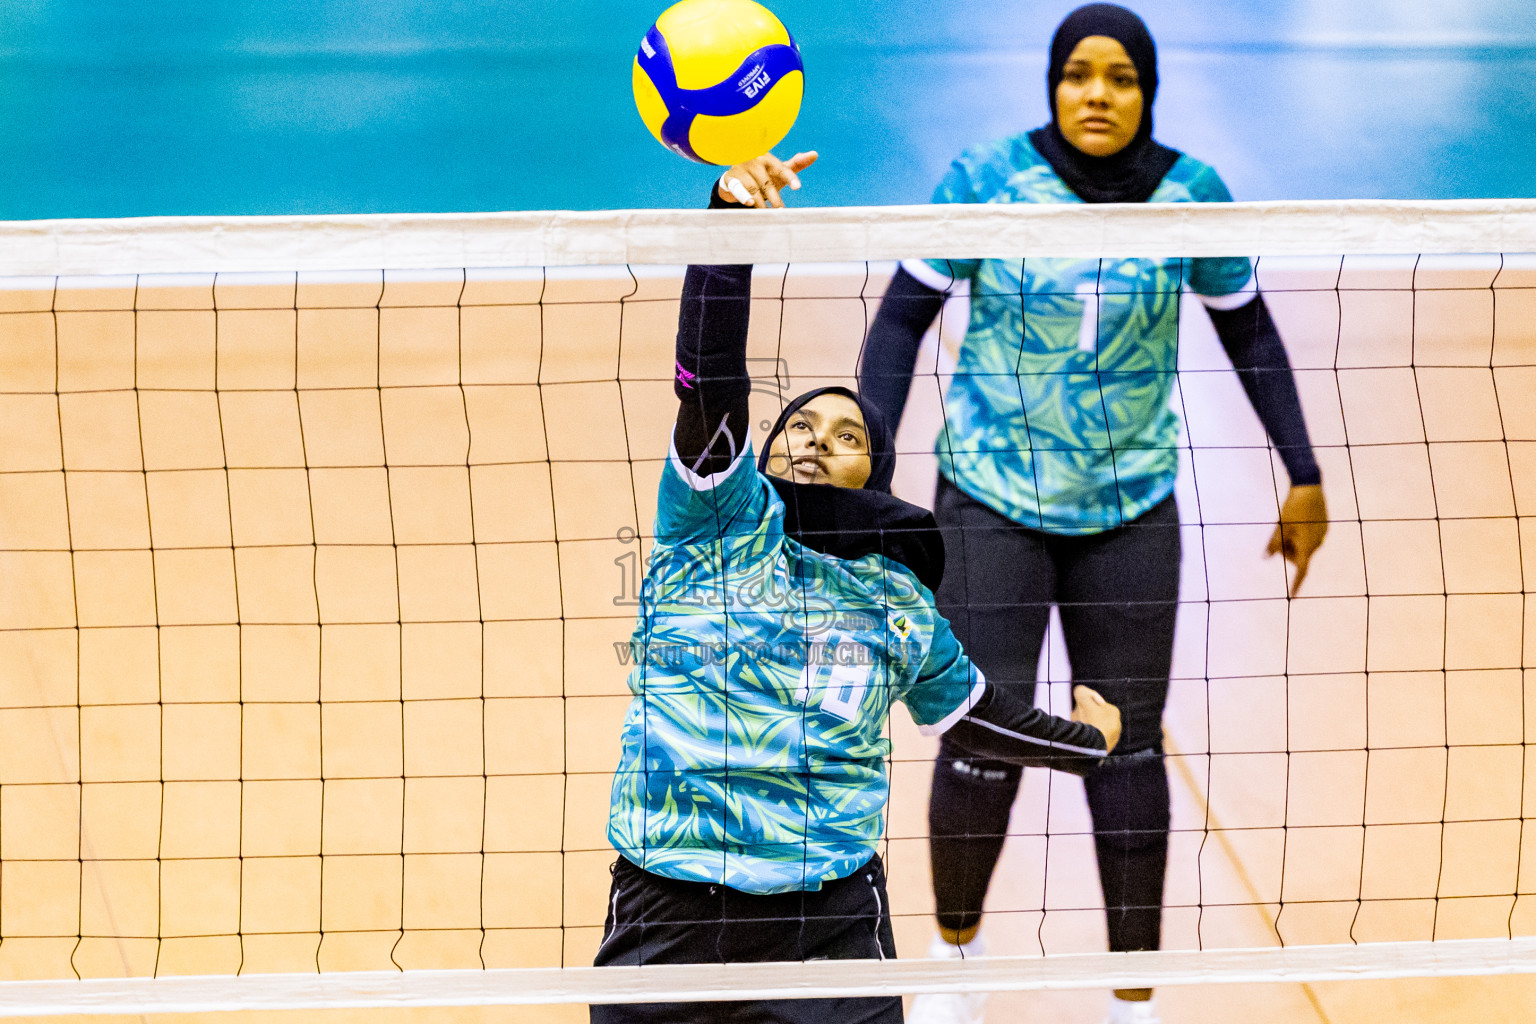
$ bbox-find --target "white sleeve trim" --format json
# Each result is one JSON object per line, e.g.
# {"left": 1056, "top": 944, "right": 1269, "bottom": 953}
{"left": 1197, "top": 270, "right": 1258, "bottom": 311}
{"left": 952, "top": 714, "right": 1109, "bottom": 758}
{"left": 668, "top": 432, "right": 752, "bottom": 492}
{"left": 899, "top": 257, "right": 959, "bottom": 293}
{"left": 919, "top": 675, "right": 989, "bottom": 737}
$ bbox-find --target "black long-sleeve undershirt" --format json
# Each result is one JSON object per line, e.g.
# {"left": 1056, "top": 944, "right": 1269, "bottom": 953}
{"left": 1206, "top": 296, "right": 1321, "bottom": 485}
{"left": 858, "top": 265, "right": 1322, "bottom": 487}
{"left": 672, "top": 187, "right": 756, "bottom": 478}
{"left": 672, "top": 261, "right": 754, "bottom": 478}
{"left": 857, "top": 266, "right": 946, "bottom": 431}
{"left": 946, "top": 683, "right": 1108, "bottom": 775}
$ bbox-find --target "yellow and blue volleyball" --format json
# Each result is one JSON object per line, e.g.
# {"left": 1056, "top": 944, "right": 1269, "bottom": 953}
{"left": 632, "top": 0, "right": 804, "bottom": 166}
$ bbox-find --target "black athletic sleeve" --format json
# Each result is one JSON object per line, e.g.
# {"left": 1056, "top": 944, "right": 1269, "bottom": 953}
{"left": 672, "top": 186, "right": 754, "bottom": 477}
{"left": 856, "top": 266, "right": 947, "bottom": 430}
{"left": 1207, "top": 295, "right": 1322, "bottom": 487}
{"left": 944, "top": 682, "right": 1108, "bottom": 777}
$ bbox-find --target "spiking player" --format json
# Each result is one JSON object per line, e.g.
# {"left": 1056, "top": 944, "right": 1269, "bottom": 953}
{"left": 590, "top": 152, "right": 1122, "bottom": 1024}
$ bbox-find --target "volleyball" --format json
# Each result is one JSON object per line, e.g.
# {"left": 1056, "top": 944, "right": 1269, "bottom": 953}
{"left": 632, "top": 0, "right": 804, "bottom": 166}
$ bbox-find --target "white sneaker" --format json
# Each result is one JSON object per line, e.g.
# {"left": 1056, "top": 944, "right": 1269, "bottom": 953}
{"left": 1104, "top": 996, "right": 1161, "bottom": 1024}
{"left": 907, "top": 934, "right": 987, "bottom": 1024}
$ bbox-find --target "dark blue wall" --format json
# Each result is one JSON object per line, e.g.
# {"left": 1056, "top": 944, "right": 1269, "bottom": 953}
{"left": 2, "top": 0, "right": 1533, "bottom": 218}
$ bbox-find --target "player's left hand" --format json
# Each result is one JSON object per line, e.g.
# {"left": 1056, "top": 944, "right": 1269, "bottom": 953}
{"left": 1267, "top": 484, "right": 1328, "bottom": 596}
{"left": 718, "top": 151, "right": 819, "bottom": 208}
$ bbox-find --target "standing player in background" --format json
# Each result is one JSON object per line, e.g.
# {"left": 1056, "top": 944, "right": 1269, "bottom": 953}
{"left": 591, "top": 152, "right": 1123, "bottom": 1024}
{"left": 857, "top": 6, "right": 1328, "bottom": 1024}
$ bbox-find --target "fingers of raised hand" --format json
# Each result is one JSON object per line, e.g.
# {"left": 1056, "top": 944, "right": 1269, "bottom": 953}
{"left": 770, "top": 162, "right": 801, "bottom": 195}
{"left": 786, "top": 150, "right": 819, "bottom": 174}
{"left": 773, "top": 155, "right": 809, "bottom": 191}
{"left": 721, "top": 175, "right": 754, "bottom": 205}
{"left": 749, "top": 164, "right": 782, "bottom": 208}
{"left": 718, "top": 170, "right": 755, "bottom": 205}
{"left": 724, "top": 152, "right": 816, "bottom": 208}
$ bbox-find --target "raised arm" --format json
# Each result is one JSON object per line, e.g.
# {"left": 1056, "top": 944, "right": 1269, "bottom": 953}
{"left": 673, "top": 152, "right": 819, "bottom": 477}
{"left": 856, "top": 265, "right": 947, "bottom": 430}
{"left": 672, "top": 257, "right": 754, "bottom": 478}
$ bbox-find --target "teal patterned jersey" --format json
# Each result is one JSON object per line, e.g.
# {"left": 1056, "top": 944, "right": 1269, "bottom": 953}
{"left": 921, "top": 132, "right": 1254, "bottom": 534}
{"left": 607, "top": 440, "right": 985, "bottom": 895}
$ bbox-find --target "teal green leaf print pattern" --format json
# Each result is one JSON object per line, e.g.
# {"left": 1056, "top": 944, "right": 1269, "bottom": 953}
{"left": 607, "top": 444, "right": 982, "bottom": 895}
{"left": 926, "top": 133, "right": 1253, "bottom": 535}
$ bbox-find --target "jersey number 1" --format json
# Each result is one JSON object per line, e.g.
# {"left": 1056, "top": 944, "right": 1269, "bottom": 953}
{"left": 1075, "top": 283, "right": 1100, "bottom": 353}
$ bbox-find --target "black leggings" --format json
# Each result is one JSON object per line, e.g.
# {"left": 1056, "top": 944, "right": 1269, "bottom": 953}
{"left": 929, "top": 477, "right": 1179, "bottom": 952}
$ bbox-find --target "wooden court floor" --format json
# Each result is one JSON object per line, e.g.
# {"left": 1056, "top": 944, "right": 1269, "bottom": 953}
{"left": 0, "top": 258, "right": 1532, "bottom": 1022}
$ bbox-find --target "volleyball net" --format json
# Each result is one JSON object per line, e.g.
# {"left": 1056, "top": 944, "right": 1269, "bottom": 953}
{"left": 0, "top": 200, "right": 1534, "bottom": 1018}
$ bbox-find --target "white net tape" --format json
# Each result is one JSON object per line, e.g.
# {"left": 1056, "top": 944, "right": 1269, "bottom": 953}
{"left": 0, "top": 938, "right": 1528, "bottom": 1016}
{"left": 2, "top": 199, "right": 1536, "bottom": 276}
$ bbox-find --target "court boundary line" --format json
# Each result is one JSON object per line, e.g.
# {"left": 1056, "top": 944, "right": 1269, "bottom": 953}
{"left": 1165, "top": 733, "right": 1333, "bottom": 1023}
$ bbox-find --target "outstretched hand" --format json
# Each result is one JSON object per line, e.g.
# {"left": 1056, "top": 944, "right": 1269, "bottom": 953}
{"left": 717, "top": 151, "right": 819, "bottom": 208}
{"left": 1267, "top": 484, "right": 1328, "bottom": 596}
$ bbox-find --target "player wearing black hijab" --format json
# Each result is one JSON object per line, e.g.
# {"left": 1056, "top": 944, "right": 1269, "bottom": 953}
{"left": 591, "top": 154, "right": 1123, "bottom": 1024}
{"left": 859, "top": 6, "right": 1328, "bottom": 1024}
{"left": 1029, "top": 2, "right": 1178, "bottom": 203}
